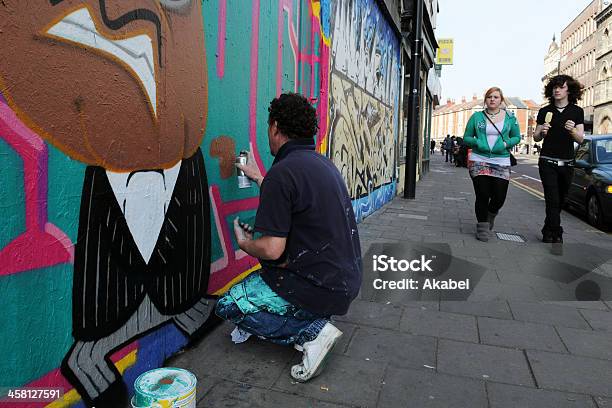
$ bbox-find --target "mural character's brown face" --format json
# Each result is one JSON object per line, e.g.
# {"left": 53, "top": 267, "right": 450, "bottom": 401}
{"left": 0, "top": 0, "right": 207, "bottom": 171}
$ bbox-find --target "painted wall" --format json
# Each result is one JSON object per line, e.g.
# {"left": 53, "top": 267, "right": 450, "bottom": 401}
{"left": 328, "top": 0, "right": 401, "bottom": 222}
{"left": 0, "top": 0, "right": 397, "bottom": 406}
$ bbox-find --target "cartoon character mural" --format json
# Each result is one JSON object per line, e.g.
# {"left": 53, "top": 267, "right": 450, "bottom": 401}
{"left": 0, "top": 1, "right": 214, "bottom": 406}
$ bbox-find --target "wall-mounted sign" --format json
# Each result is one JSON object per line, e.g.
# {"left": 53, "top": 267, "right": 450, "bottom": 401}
{"left": 436, "top": 38, "right": 454, "bottom": 65}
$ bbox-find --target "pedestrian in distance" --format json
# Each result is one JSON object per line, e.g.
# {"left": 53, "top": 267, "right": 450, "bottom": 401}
{"left": 463, "top": 87, "right": 521, "bottom": 241}
{"left": 534, "top": 75, "right": 584, "bottom": 243}
{"left": 215, "top": 93, "right": 363, "bottom": 383}
{"left": 454, "top": 136, "right": 467, "bottom": 168}
{"left": 452, "top": 136, "right": 461, "bottom": 165}
{"left": 443, "top": 135, "right": 452, "bottom": 162}
{"left": 430, "top": 139, "right": 436, "bottom": 155}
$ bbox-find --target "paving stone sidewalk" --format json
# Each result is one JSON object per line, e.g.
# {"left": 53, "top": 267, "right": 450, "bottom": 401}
{"left": 170, "top": 153, "right": 612, "bottom": 408}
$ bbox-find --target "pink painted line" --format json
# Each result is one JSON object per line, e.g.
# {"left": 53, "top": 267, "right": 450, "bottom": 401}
{"left": 275, "top": 1, "right": 285, "bottom": 97}
{"left": 0, "top": 101, "right": 46, "bottom": 230}
{"left": 249, "top": 0, "right": 266, "bottom": 174}
{"left": 295, "top": 2, "right": 301, "bottom": 93}
{"left": 209, "top": 187, "right": 229, "bottom": 273}
{"left": 287, "top": 6, "right": 299, "bottom": 93}
{"left": 277, "top": 1, "right": 299, "bottom": 94}
{"left": 208, "top": 185, "right": 257, "bottom": 273}
{"left": 216, "top": 0, "right": 227, "bottom": 78}
{"left": 299, "top": 54, "right": 321, "bottom": 64}
{"left": 45, "top": 223, "right": 75, "bottom": 263}
{"left": 207, "top": 181, "right": 261, "bottom": 292}
{"left": 207, "top": 186, "right": 259, "bottom": 293}
{"left": 210, "top": 186, "right": 237, "bottom": 267}
{"left": 316, "top": 37, "right": 331, "bottom": 153}
{"left": 217, "top": 196, "right": 259, "bottom": 216}
{"left": 309, "top": 11, "right": 317, "bottom": 98}
{"left": 0, "top": 101, "right": 73, "bottom": 275}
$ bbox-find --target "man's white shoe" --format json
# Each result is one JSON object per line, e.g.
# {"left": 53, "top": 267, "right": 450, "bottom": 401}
{"left": 291, "top": 322, "right": 342, "bottom": 382}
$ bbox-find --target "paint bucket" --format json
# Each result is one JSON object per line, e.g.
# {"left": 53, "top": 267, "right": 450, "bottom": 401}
{"left": 131, "top": 368, "right": 196, "bottom": 408}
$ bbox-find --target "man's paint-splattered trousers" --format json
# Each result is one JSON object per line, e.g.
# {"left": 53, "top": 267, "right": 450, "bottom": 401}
{"left": 215, "top": 272, "right": 327, "bottom": 346}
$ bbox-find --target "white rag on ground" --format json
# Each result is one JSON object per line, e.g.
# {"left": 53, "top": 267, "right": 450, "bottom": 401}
{"left": 231, "top": 326, "right": 252, "bottom": 344}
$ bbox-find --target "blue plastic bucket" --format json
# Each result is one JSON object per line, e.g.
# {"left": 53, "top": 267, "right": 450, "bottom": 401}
{"left": 131, "top": 368, "right": 196, "bottom": 408}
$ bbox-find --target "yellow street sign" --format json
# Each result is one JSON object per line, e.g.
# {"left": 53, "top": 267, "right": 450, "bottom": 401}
{"left": 436, "top": 38, "right": 454, "bottom": 65}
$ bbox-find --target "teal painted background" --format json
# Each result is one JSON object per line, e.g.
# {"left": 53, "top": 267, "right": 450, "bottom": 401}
{"left": 0, "top": 0, "right": 334, "bottom": 398}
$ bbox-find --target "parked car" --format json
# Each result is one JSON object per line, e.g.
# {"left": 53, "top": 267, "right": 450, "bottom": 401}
{"left": 566, "top": 135, "right": 612, "bottom": 229}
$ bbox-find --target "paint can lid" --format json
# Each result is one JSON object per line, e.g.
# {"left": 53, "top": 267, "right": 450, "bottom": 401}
{"left": 134, "top": 367, "right": 196, "bottom": 405}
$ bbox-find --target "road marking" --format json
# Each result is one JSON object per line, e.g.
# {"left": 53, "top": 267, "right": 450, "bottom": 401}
{"left": 521, "top": 174, "right": 541, "bottom": 182}
{"left": 510, "top": 179, "right": 544, "bottom": 200}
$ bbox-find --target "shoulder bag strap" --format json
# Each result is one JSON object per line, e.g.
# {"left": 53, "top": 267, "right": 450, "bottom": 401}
{"left": 483, "top": 111, "right": 508, "bottom": 143}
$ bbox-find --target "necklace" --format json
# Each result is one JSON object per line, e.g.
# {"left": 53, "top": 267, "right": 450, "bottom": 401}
{"left": 555, "top": 104, "right": 569, "bottom": 110}
{"left": 486, "top": 109, "right": 501, "bottom": 118}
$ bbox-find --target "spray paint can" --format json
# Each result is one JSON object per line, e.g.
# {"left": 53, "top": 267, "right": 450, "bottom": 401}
{"left": 236, "top": 151, "right": 252, "bottom": 189}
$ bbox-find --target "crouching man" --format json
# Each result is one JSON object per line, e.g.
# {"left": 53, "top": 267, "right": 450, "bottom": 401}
{"left": 215, "top": 93, "right": 362, "bottom": 382}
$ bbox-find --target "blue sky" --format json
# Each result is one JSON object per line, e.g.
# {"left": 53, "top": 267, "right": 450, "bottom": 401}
{"left": 436, "top": 0, "right": 594, "bottom": 103}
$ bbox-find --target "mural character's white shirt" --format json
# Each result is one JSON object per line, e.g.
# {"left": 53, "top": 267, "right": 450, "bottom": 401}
{"left": 106, "top": 161, "right": 181, "bottom": 264}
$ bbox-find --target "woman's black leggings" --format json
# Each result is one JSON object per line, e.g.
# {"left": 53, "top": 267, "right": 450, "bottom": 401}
{"left": 471, "top": 175, "right": 509, "bottom": 222}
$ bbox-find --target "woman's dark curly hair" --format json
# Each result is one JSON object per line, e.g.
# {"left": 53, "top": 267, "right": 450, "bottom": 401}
{"left": 544, "top": 75, "right": 583, "bottom": 104}
{"left": 268, "top": 93, "right": 319, "bottom": 139}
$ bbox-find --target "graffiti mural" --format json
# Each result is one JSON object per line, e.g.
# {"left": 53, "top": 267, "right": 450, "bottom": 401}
{"left": 330, "top": 74, "right": 396, "bottom": 206}
{"left": 0, "top": 1, "right": 213, "bottom": 406}
{"left": 328, "top": 0, "right": 401, "bottom": 221}
{"left": 330, "top": 0, "right": 400, "bottom": 103}
{"left": 204, "top": 0, "right": 333, "bottom": 295}
{"left": 0, "top": 1, "right": 335, "bottom": 407}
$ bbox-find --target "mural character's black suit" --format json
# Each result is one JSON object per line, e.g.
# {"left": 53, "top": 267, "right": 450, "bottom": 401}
{"left": 72, "top": 148, "right": 211, "bottom": 340}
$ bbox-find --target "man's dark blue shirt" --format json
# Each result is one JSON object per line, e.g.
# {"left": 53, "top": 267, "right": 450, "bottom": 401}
{"left": 254, "top": 139, "right": 362, "bottom": 317}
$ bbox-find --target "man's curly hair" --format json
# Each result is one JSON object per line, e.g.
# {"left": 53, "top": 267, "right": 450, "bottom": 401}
{"left": 544, "top": 75, "right": 583, "bottom": 104}
{"left": 268, "top": 93, "right": 319, "bottom": 139}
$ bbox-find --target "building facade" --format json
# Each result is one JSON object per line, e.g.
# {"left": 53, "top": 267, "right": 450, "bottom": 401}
{"left": 559, "top": 0, "right": 602, "bottom": 131}
{"left": 543, "top": 35, "right": 561, "bottom": 85}
{"left": 594, "top": 2, "right": 612, "bottom": 134}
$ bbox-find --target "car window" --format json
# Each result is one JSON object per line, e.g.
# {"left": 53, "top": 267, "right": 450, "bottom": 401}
{"left": 594, "top": 139, "right": 612, "bottom": 164}
{"left": 575, "top": 141, "right": 591, "bottom": 162}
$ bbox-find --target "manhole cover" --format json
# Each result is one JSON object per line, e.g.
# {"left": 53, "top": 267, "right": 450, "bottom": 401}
{"left": 495, "top": 232, "right": 526, "bottom": 243}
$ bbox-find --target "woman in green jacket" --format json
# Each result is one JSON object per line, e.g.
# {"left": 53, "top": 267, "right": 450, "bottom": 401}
{"left": 463, "top": 87, "right": 521, "bottom": 241}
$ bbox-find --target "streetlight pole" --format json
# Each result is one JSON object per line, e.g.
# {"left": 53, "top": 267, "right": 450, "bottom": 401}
{"left": 403, "top": 0, "right": 424, "bottom": 199}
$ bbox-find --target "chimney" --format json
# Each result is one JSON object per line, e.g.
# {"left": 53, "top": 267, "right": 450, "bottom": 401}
{"left": 461, "top": 96, "right": 466, "bottom": 103}
{"left": 473, "top": 94, "right": 478, "bottom": 101}
{"left": 446, "top": 98, "right": 453, "bottom": 106}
